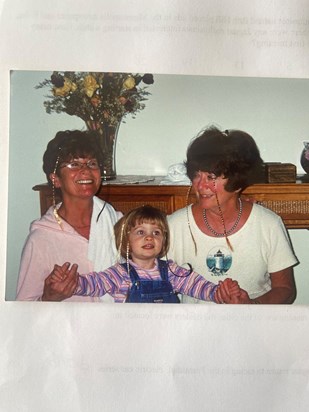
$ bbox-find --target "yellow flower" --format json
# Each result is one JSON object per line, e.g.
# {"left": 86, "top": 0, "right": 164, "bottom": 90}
{"left": 83, "top": 74, "right": 99, "bottom": 98}
{"left": 53, "top": 78, "right": 77, "bottom": 97}
{"left": 123, "top": 76, "right": 135, "bottom": 90}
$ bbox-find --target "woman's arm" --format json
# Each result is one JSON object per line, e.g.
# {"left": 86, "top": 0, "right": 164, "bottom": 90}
{"left": 252, "top": 267, "right": 296, "bottom": 304}
{"left": 17, "top": 238, "right": 54, "bottom": 301}
{"left": 218, "top": 267, "right": 296, "bottom": 304}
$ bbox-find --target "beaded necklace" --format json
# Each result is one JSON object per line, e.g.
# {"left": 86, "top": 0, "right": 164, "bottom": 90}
{"left": 202, "top": 197, "right": 243, "bottom": 237}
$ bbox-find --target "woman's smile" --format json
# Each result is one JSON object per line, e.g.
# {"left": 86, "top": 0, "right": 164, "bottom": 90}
{"left": 75, "top": 178, "right": 95, "bottom": 185}
{"left": 198, "top": 193, "right": 214, "bottom": 199}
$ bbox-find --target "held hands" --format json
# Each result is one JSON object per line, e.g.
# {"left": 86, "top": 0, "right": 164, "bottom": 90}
{"left": 41, "top": 262, "right": 79, "bottom": 301}
{"left": 215, "top": 278, "right": 251, "bottom": 304}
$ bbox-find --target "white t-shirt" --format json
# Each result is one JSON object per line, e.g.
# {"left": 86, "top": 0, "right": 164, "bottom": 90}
{"left": 167, "top": 203, "right": 298, "bottom": 303}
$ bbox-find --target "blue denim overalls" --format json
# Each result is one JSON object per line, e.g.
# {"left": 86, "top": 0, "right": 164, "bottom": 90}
{"left": 123, "top": 260, "right": 180, "bottom": 303}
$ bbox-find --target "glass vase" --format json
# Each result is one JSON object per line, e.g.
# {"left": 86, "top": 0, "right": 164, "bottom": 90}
{"left": 86, "top": 120, "right": 120, "bottom": 180}
{"left": 300, "top": 141, "right": 309, "bottom": 175}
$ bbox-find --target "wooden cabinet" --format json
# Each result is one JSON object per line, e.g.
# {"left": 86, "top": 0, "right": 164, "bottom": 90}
{"left": 33, "top": 176, "right": 309, "bottom": 229}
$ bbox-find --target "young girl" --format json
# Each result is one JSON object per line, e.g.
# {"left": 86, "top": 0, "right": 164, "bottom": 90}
{"left": 50, "top": 205, "right": 241, "bottom": 303}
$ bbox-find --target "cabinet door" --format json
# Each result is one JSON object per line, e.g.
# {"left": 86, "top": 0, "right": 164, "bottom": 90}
{"left": 100, "top": 193, "right": 176, "bottom": 215}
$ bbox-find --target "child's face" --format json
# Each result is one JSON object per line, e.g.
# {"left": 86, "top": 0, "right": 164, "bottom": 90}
{"left": 128, "top": 221, "right": 164, "bottom": 266}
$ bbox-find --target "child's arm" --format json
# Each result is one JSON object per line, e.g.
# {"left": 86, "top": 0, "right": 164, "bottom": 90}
{"left": 74, "top": 268, "right": 121, "bottom": 298}
{"left": 168, "top": 261, "right": 248, "bottom": 304}
{"left": 49, "top": 262, "right": 114, "bottom": 298}
{"left": 167, "top": 261, "right": 220, "bottom": 302}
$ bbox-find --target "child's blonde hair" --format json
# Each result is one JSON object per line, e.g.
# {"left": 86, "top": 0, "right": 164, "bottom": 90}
{"left": 114, "top": 205, "right": 170, "bottom": 259}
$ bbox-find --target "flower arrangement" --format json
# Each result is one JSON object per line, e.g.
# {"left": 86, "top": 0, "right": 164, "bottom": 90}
{"left": 35, "top": 71, "right": 154, "bottom": 127}
{"left": 36, "top": 71, "right": 154, "bottom": 180}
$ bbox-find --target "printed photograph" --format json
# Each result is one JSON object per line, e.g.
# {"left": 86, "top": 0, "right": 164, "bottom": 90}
{"left": 6, "top": 70, "right": 309, "bottom": 304}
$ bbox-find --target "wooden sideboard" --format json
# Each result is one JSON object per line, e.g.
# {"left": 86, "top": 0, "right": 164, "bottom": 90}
{"left": 33, "top": 175, "right": 309, "bottom": 229}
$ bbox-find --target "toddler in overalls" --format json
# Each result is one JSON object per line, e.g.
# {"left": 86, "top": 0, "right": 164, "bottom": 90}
{"left": 50, "top": 205, "right": 241, "bottom": 303}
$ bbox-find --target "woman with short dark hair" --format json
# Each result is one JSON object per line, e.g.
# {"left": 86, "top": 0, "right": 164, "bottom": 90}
{"left": 168, "top": 126, "right": 297, "bottom": 304}
{"left": 16, "top": 130, "right": 122, "bottom": 301}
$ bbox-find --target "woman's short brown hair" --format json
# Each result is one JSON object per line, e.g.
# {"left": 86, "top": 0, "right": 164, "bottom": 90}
{"left": 185, "top": 125, "right": 264, "bottom": 192}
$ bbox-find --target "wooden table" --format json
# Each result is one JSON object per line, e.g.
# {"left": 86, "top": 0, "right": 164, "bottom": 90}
{"left": 33, "top": 175, "right": 309, "bottom": 229}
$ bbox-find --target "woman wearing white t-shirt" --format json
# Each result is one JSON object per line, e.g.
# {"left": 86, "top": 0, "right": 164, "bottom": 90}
{"left": 168, "top": 126, "right": 298, "bottom": 304}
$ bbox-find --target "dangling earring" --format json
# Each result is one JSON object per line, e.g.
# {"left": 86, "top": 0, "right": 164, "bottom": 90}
{"left": 124, "top": 242, "right": 131, "bottom": 303}
{"left": 126, "top": 241, "right": 130, "bottom": 274}
{"left": 52, "top": 156, "right": 63, "bottom": 229}
{"left": 116, "top": 221, "right": 126, "bottom": 262}
{"left": 186, "top": 184, "right": 197, "bottom": 255}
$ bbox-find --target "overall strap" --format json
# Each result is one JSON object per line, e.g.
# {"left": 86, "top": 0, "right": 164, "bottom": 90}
{"left": 157, "top": 259, "right": 169, "bottom": 281}
{"left": 120, "top": 263, "right": 140, "bottom": 283}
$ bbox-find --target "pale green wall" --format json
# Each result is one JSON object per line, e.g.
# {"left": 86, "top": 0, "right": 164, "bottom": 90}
{"left": 6, "top": 70, "right": 309, "bottom": 303}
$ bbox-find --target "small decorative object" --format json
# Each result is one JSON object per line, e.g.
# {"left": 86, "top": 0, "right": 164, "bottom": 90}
{"left": 36, "top": 71, "right": 154, "bottom": 180}
{"left": 300, "top": 141, "right": 309, "bottom": 175}
{"left": 264, "top": 162, "right": 296, "bottom": 183}
{"left": 160, "top": 163, "right": 191, "bottom": 185}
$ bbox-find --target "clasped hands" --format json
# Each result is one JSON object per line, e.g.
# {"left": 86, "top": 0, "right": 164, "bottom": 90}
{"left": 42, "top": 262, "right": 79, "bottom": 301}
{"left": 42, "top": 262, "right": 252, "bottom": 304}
{"left": 215, "top": 278, "right": 251, "bottom": 304}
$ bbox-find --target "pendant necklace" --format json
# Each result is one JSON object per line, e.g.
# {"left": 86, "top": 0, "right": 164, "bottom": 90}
{"left": 202, "top": 197, "right": 243, "bottom": 237}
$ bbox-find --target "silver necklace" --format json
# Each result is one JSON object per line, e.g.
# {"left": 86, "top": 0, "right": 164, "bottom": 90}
{"left": 202, "top": 198, "right": 243, "bottom": 237}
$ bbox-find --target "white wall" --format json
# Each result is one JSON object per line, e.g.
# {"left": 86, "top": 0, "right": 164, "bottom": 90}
{"left": 6, "top": 70, "right": 309, "bottom": 303}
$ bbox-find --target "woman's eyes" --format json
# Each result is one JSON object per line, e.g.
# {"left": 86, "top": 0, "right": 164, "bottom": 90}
{"left": 194, "top": 172, "right": 216, "bottom": 180}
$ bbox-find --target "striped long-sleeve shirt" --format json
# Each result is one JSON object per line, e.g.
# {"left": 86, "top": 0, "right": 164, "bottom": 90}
{"left": 75, "top": 259, "right": 218, "bottom": 303}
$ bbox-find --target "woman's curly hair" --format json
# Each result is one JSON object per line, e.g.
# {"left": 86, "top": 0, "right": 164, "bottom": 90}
{"left": 43, "top": 130, "right": 104, "bottom": 185}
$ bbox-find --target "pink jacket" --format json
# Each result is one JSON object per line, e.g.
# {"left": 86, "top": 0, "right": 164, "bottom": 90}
{"left": 16, "top": 197, "right": 121, "bottom": 302}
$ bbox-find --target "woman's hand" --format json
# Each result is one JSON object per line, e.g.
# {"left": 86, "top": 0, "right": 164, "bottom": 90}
{"left": 42, "top": 262, "right": 79, "bottom": 301}
{"left": 215, "top": 278, "right": 252, "bottom": 304}
{"left": 230, "top": 288, "right": 252, "bottom": 304}
{"left": 215, "top": 278, "right": 239, "bottom": 303}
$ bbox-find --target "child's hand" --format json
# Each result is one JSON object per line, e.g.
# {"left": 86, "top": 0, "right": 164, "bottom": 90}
{"left": 216, "top": 278, "right": 252, "bottom": 304}
{"left": 225, "top": 278, "right": 240, "bottom": 294}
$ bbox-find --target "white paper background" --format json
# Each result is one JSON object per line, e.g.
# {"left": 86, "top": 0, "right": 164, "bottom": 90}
{"left": 1, "top": 1, "right": 309, "bottom": 411}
